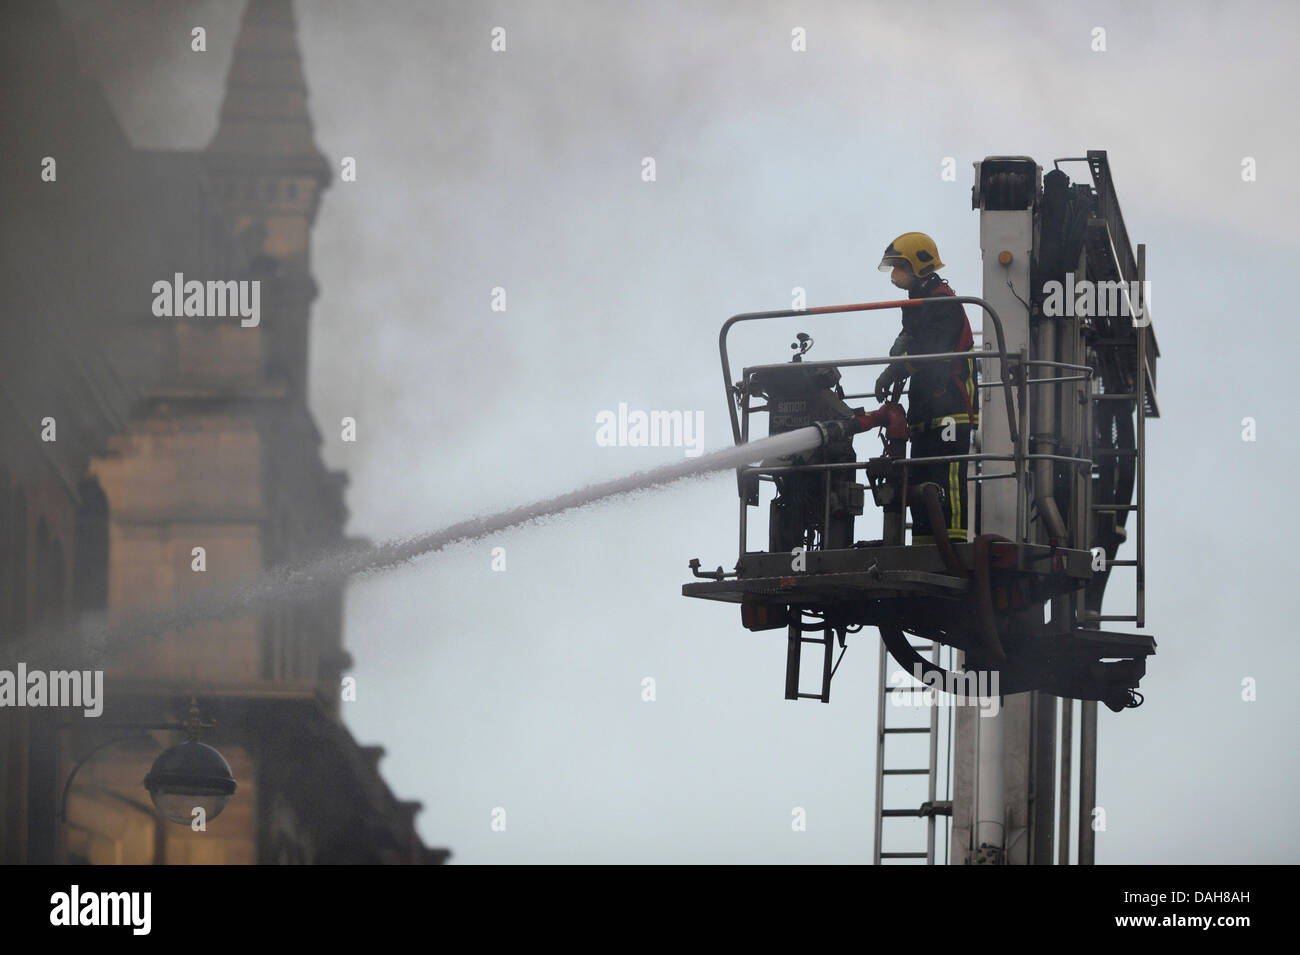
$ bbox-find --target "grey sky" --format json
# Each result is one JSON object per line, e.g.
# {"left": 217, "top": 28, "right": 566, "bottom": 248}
{"left": 64, "top": 0, "right": 1300, "bottom": 862}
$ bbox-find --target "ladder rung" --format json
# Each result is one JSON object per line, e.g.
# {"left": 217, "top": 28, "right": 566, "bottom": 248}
{"left": 795, "top": 692, "right": 826, "bottom": 699}
{"left": 883, "top": 727, "right": 931, "bottom": 734}
{"left": 885, "top": 686, "right": 931, "bottom": 694}
{"left": 883, "top": 769, "right": 930, "bottom": 775}
{"left": 880, "top": 809, "right": 925, "bottom": 817}
{"left": 1092, "top": 504, "right": 1137, "bottom": 511}
{"left": 1106, "top": 559, "right": 1138, "bottom": 566}
{"left": 1085, "top": 613, "right": 1138, "bottom": 622}
{"left": 798, "top": 637, "right": 828, "bottom": 645}
{"left": 880, "top": 852, "right": 928, "bottom": 859}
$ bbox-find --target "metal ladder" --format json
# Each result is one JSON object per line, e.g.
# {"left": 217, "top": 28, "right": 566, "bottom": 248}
{"left": 1084, "top": 287, "right": 1151, "bottom": 629}
{"left": 1081, "top": 152, "right": 1159, "bottom": 630}
{"left": 872, "top": 639, "right": 950, "bottom": 863}
{"left": 785, "top": 619, "right": 836, "bottom": 702}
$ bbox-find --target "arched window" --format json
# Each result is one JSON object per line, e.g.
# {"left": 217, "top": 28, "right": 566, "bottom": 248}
{"left": 0, "top": 467, "right": 11, "bottom": 633}
{"left": 74, "top": 478, "right": 109, "bottom": 614}
{"left": 47, "top": 539, "right": 65, "bottom": 623}
{"left": 9, "top": 491, "right": 27, "bottom": 634}
{"left": 31, "top": 518, "right": 67, "bottom": 625}
{"left": 34, "top": 519, "right": 54, "bottom": 624}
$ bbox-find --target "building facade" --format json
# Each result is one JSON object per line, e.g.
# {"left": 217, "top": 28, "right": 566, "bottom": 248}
{"left": 0, "top": 0, "right": 445, "bottom": 864}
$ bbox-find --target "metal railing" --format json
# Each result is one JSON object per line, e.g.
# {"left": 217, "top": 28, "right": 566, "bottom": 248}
{"left": 717, "top": 297, "right": 1097, "bottom": 563}
{"left": 719, "top": 297, "right": 1019, "bottom": 447}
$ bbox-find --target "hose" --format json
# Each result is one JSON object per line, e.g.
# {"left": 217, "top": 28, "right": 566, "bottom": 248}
{"left": 878, "top": 626, "right": 997, "bottom": 702}
{"left": 908, "top": 483, "right": 966, "bottom": 579}
{"left": 972, "top": 534, "right": 1010, "bottom": 664}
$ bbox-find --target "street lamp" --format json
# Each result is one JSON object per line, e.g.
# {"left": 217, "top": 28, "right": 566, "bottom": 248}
{"left": 144, "top": 742, "right": 237, "bottom": 824}
{"left": 61, "top": 697, "right": 237, "bottom": 826}
{"left": 142, "top": 698, "right": 237, "bottom": 825}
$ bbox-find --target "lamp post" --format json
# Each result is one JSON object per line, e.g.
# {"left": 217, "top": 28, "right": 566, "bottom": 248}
{"left": 60, "top": 697, "right": 237, "bottom": 826}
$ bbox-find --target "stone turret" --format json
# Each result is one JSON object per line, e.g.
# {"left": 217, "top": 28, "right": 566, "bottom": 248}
{"left": 205, "top": 0, "right": 332, "bottom": 396}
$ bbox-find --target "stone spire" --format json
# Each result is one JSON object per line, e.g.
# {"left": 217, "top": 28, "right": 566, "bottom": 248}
{"left": 206, "top": 0, "right": 330, "bottom": 184}
{"left": 202, "top": 0, "right": 331, "bottom": 396}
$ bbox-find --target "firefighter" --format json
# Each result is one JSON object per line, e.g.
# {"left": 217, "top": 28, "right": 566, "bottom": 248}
{"left": 873, "top": 232, "right": 978, "bottom": 544}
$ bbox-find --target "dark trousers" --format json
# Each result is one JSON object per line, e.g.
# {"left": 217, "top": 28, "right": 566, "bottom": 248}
{"left": 908, "top": 423, "right": 971, "bottom": 543}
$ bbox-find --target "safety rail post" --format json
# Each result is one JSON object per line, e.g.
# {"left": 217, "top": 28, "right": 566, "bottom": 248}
{"left": 1136, "top": 246, "right": 1147, "bottom": 628}
{"left": 739, "top": 373, "right": 748, "bottom": 556}
{"left": 1084, "top": 365, "right": 1095, "bottom": 562}
{"left": 1015, "top": 347, "right": 1028, "bottom": 569}
{"left": 822, "top": 470, "right": 832, "bottom": 551}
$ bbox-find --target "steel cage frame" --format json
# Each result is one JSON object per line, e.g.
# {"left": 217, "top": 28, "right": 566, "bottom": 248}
{"left": 717, "top": 297, "right": 1095, "bottom": 560}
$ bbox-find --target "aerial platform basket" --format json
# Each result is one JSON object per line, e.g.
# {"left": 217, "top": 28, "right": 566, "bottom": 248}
{"left": 683, "top": 295, "right": 1154, "bottom": 712}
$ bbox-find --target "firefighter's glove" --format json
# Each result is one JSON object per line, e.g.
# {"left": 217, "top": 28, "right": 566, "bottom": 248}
{"left": 875, "top": 366, "right": 905, "bottom": 403}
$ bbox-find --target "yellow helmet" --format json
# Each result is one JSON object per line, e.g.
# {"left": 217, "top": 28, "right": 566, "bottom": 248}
{"left": 878, "top": 232, "right": 945, "bottom": 277}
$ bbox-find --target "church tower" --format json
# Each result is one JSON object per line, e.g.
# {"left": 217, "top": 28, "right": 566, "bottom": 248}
{"left": 46, "top": 0, "right": 437, "bottom": 864}
{"left": 205, "top": 0, "right": 332, "bottom": 398}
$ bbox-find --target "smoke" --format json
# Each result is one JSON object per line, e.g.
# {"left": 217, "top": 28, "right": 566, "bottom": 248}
{"left": 54, "top": 0, "right": 239, "bottom": 149}
{"left": 4, "top": 427, "right": 824, "bottom": 671}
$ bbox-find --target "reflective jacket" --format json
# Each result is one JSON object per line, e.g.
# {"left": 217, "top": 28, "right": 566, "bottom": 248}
{"left": 887, "top": 275, "right": 979, "bottom": 432}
